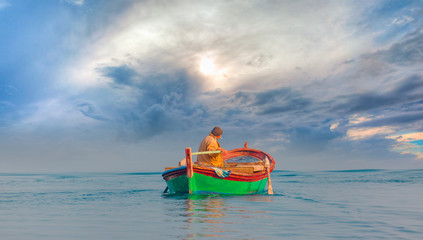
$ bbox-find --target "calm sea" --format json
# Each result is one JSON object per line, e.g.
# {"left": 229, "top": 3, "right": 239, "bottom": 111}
{"left": 1, "top": 169, "right": 422, "bottom": 239}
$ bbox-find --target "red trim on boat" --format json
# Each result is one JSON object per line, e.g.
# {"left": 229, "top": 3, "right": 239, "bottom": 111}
{"left": 193, "top": 167, "right": 267, "bottom": 182}
{"left": 193, "top": 147, "right": 275, "bottom": 182}
{"left": 223, "top": 147, "right": 275, "bottom": 172}
{"left": 162, "top": 147, "right": 275, "bottom": 183}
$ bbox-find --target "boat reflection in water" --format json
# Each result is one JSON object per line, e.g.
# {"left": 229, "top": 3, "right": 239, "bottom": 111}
{"left": 165, "top": 194, "right": 274, "bottom": 239}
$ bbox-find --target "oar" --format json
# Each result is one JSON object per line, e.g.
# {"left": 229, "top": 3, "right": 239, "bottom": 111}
{"left": 265, "top": 157, "right": 274, "bottom": 195}
{"left": 191, "top": 150, "right": 222, "bottom": 155}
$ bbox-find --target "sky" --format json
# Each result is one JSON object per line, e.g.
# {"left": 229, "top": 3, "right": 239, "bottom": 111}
{"left": 1, "top": 0, "right": 423, "bottom": 172}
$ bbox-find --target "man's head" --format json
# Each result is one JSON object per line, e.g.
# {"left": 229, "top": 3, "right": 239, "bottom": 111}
{"left": 211, "top": 126, "right": 223, "bottom": 138}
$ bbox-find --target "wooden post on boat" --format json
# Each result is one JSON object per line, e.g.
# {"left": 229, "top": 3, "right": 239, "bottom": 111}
{"left": 265, "top": 157, "right": 274, "bottom": 195}
{"left": 186, "top": 147, "right": 193, "bottom": 178}
{"left": 186, "top": 147, "right": 193, "bottom": 194}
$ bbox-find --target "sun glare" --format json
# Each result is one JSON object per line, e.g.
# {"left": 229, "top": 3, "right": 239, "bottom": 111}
{"left": 199, "top": 57, "right": 216, "bottom": 75}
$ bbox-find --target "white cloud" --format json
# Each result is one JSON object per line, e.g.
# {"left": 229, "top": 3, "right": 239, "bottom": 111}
{"left": 346, "top": 126, "right": 397, "bottom": 140}
{"left": 391, "top": 15, "right": 414, "bottom": 26}
{"left": 63, "top": 0, "right": 84, "bottom": 6}
{"left": 348, "top": 114, "right": 374, "bottom": 125}
{"left": 330, "top": 123, "right": 339, "bottom": 131}
{"left": 387, "top": 132, "right": 423, "bottom": 160}
{"left": 390, "top": 141, "right": 423, "bottom": 160}
{"left": 65, "top": 0, "right": 377, "bottom": 94}
{"left": 387, "top": 132, "right": 423, "bottom": 142}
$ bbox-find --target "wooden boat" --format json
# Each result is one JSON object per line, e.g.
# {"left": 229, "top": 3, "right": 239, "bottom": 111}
{"left": 162, "top": 142, "right": 275, "bottom": 195}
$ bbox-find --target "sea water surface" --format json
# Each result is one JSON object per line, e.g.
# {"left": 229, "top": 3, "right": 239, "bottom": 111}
{"left": 1, "top": 169, "right": 422, "bottom": 239}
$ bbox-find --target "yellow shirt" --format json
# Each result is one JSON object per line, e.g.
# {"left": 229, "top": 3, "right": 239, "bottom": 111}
{"left": 196, "top": 133, "right": 223, "bottom": 167}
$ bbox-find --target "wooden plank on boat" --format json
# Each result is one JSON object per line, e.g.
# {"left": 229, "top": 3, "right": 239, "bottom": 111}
{"left": 252, "top": 165, "right": 264, "bottom": 172}
{"left": 226, "top": 161, "right": 264, "bottom": 167}
{"left": 165, "top": 167, "right": 178, "bottom": 171}
{"left": 239, "top": 161, "right": 264, "bottom": 165}
{"left": 222, "top": 167, "right": 254, "bottom": 174}
{"left": 166, "top": 164, "right": 263, "bottom": 173}
{"left": 222, "top": 165, "right": 264, "bottom": 174}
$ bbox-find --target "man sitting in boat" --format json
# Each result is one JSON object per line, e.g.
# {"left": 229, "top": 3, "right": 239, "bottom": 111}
{"left": 196, "top": 126, "right": 227, "bottom": 168}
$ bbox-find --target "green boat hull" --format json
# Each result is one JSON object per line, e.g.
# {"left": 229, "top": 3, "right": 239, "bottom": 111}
{"left": 166, "top": 174, "right": 189, "bottom": 194}
{"left": 189, "top": 172, "right": 268, "bottom": 194}
{"left": 162, "top": 146, "right": 275, "bottom": 195}
{"left": 163, "top": 168, "right": 268, "bottom": 195}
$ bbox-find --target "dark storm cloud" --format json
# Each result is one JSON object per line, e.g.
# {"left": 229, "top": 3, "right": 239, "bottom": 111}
{"left": 98, "top": 64, "right": 191, "bottom": 107}
{"left": 285, "top": 127, "right": 340, "bottom": 154}
{"left": 334, "top": 74, "right": 423, "bottom": 114}
{"left": 341, "top": 29, "right": 423, "bottom": 79}
{"left": 259, "top": 98, "right": 311, "bottom": 115}
{"left": 76, "top": 101, "right": 108, "bottom": 121}
{"left": 100, "top": 65, "right": 138, "bottom": 87}
{"left": 230, "top": 74, "right": 423, "bottom": 137}
{"left": 97, "top": 64, "right": 205, "bottom": 140}
{"left": 357, "top": 112, "right": 423, "bottom": 128}
{"left": 235, "top": 88, "right": 312, "bottom": 115}
{"left": 120, "top": 104, "right": 172, "bottom": 138}
{"left": 375, "top": 29, "right": 423, "bottom": 66}
{"left": 138, "top": 72, "right": 191, "bottom": 108}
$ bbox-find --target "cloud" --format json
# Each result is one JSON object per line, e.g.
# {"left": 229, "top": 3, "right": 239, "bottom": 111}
{"left": 233, "top": 87, "right": 312, "bottom": 116}
{"left": 348, "top": 115, "right": 374, "bottom": 125}
{"left": 254, "top": 88, "right": 312, "bottom": 114}
{"left": 374, "top": 29, "right": 423, "bottom": 66}
{"left": 333, "top": 74, "right": 423, "bottom": 114}
{"left": 65, "top": 0, "right": 383, "bottom": 95}
{"left": 97, "top": 64, "right": 197, "bottom": 106}
{"left": 76, "top": 101, "right": 108, "bottom": 121}
{"left": 356, "top": 112, "right": 423, "bottom": 128}
{"left": 391, "top": 15, "right": 414, "bottom": 26}
{"left": 387, "top": 132, "right": 423, "bottom": 159}
{"left": 63, "top": 0, "right": 84, "bottom": 6}
{"left": 121, "top": 104, "right": 171, "bottom": 139}
{"left": 3, "top": 0, "right": 423, "bottom": 172}
{"left": 286, "top": 127, "right": 340, "bottom": 154}
{"left": 388, "top": 132, "right": 423, "bottom": 142}
{"left": 94, "top": 64, "right": 208, "bottom": 140}
{"left": 346, "top": 126, "right": 397, "bottom": 140}
{"left": 320, "top": 27, "right": 423, "bottom": 99}
{"left": 99, "top": 65, "right": 138, "bottom": 87}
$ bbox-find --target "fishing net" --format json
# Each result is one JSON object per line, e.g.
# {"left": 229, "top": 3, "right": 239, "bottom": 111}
{"left": 225, "top": 155, "right": 262, "bottom": 163}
